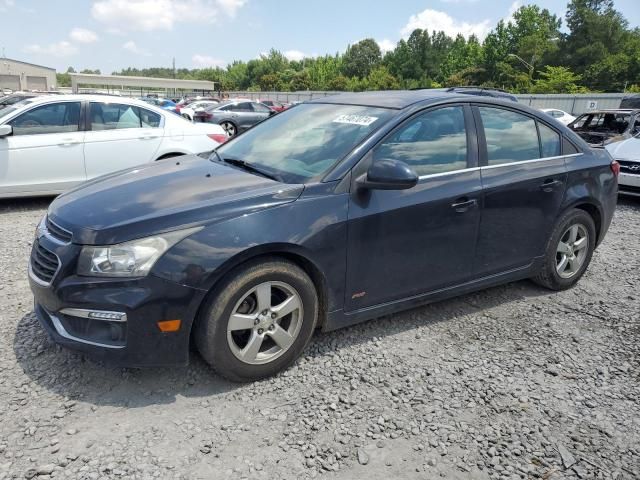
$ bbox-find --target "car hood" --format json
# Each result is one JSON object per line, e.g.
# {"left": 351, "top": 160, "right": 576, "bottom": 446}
{"left": 605, "top": 136, "right": 640, "bottom": 161}
{"left": 48, "top": 155, "right": 304, "bottom": 245}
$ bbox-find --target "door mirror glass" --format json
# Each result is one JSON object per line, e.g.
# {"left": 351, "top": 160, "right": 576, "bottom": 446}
{"left": 0, "top": 124, "right": 12, "bottom": 137}
{"left": 357, "top": 158, "right": 418, "bottom": 190}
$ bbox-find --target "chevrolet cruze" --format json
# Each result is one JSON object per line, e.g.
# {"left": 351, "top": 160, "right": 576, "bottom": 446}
{"left": 29, "top": 90, "right": 618, "bottom": 381}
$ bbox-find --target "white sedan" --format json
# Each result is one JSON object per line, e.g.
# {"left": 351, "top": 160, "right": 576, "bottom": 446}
{"left": 180, "top": 100, "right": 219, "bottom": 121}
{"left": 540, "top": 108, "right": 576, "bottom": 125}
{"left": 0, "top": 94, "right": 227, "bottom": 198}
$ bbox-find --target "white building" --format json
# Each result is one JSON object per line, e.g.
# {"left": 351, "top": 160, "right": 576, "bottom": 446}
{"left": 0, "top": 58, "right": 57, "bottom": 92}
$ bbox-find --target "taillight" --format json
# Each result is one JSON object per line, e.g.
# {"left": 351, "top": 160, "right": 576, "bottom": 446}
{"left": 175, "top": 106, "right": 182, "bottom": 112}
{"left": 611, "top": 160, "right": 620, "bottom": 177}
{"left": 207, "top": 133, "right": 228, "bottom": 144}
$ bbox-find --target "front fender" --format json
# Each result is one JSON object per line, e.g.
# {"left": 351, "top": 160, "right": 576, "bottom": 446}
{"left": 152, "top": 189, "right": 350, "bottom": 313}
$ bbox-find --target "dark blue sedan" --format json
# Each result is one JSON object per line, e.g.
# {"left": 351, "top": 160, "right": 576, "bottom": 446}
{"left": 29, "top": 90, "right": 618, "bottom": 381}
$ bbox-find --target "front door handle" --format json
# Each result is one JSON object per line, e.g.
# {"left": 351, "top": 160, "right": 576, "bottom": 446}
{"left": 451, "top": 197, "right": 477, "bottom": 213}
{"left": 540, "top": 179, "right": 563, "bottom": 192}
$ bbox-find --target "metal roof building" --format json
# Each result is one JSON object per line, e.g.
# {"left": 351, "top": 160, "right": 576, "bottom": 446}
{"left": 0, "top": 58, "right": 57, "bottom": 91}
{"left": 69, "top": 73, "right": 216, "bottom": 95}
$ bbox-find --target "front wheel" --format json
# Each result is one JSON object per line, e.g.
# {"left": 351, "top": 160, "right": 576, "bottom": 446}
{"left": 532, "top": 208, "right": 596, "bottom": 290}
{"left": 194, "top": 258, "right": 318, "bottom": 382}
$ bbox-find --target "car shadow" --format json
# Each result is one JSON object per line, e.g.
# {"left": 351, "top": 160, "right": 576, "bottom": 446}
{"left": 14, "top": 278, "right": 550, "bottom": 409}
{"left": 0, "top": 196, "right": 54, "bottom": 213}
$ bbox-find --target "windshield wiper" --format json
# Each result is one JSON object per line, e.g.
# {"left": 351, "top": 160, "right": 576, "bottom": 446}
{"left": 219, "top": 157, "right": 282, "bottom": 182}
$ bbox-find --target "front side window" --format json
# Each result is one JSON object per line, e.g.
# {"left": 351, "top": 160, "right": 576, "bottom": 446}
{"left": 215, "top": 103, "right": 395, "bottom": 183}
{"left": 9, "top": 102, "right": 81, "bottom": 135}
{"left": 538, "top": 122, "right": 561, "bottom": 157}
{"left": 252, "top": 102, "right": 272, "bottom": 113}
{"left": 374, "top": 106, "right": 468, "bottom": 176}
{"left": 478, "top": 107, "right": 540, "bottom": 165}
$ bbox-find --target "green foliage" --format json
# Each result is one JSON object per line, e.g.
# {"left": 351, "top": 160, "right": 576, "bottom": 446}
{"left": 60, "top": 1, "right": 637, "bottom": 94}
{"left": 342, "top": 39, "right": 382, "bottom": 78}
{"left": 531, "top": 66, "right": 587, "bottom": 93}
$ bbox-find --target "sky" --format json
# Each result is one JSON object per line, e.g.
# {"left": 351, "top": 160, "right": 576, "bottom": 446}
{"left": 1, "top": 0, "right": 639, "bottom": 73}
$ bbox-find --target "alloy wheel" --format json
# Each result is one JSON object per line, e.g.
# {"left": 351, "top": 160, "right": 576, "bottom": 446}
{"left": 221, "top": 121, "right": 236, "bottom": 137}
{"left": 556, "top": 224, "right": 589, "bottom": 279}
{"left": 226, "top": 281, "right": 303, "bottom": 365}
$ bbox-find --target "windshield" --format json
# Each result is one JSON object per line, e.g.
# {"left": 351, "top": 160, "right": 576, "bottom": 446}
{"left": 214, "top": 103, "right": 395, "bottom": 183}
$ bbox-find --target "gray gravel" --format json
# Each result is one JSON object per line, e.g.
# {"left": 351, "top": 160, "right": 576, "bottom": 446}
{"left": 1, "top": 197, "right": 639, "bottom": 480}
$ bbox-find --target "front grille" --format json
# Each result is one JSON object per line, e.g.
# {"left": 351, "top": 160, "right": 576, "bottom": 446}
{"left": 30, "top": 240, "right": 60, "bottom": 284}
{"left": 46, "top": 217, "right": 73, "bottom": 243}
{"left": 618, "top": 161, "right": 640, "bottom": 176}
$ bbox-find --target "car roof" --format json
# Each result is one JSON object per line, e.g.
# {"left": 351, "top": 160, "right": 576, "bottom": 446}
{"left": 308, "top": 90, "right": 470, "bottom": 109}
{"left": 578, "top": 109, "right": 639, "bottom": 114}
{"left": 13, "top": 94, "right": 161, "bottom": 109}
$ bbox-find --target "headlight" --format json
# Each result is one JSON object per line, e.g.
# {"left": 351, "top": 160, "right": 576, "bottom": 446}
{"left": 77, "top": 227, "right": 201, "bottom": 277}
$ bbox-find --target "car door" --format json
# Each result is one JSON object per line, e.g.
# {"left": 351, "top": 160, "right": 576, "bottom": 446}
{"left": 231, "top": 102, "right": 259, "bottom": 131}
{"left": 250, "top": 102, "right": 273, "bottom": 125}
{"left": 0, "top": 100, "right": 85, "bottom": 196}
{"left": 83, "top": 102, "right": 163, "bottom": 179}
{"left": 345, "top": 104, "right": 482, "bottom": 311}
{"left": 472, "top": 105, "right": 568, "bottom": 276}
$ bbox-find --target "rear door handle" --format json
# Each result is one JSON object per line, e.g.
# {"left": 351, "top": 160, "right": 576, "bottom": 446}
{"left": 57, "top": 139, "right": 80, "bottom": 146}
{"left": 451, "top": 197, "right": 477, "bottom": 213}
{"left": 540, "top": 179, "right": 563, "bottom": 192}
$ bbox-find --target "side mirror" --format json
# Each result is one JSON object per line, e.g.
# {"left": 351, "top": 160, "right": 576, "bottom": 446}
{"left": 268, "top": 110, "right": 276, "bottom": 116}
{"left": 0, "top": 125, "right": 12, "bottom": 138}
{"left": 357, "top": 158, "right": 418, "bottom": 191}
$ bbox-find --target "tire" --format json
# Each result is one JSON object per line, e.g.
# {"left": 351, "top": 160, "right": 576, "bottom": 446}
{"left": 220, "top": 121, "right": 237, "bottom": 137}
{"left": 532, "top": 208, "right": 596, "bottom": 291}
{"left": 194, "top": 258, "right": 318, "bottom": 382}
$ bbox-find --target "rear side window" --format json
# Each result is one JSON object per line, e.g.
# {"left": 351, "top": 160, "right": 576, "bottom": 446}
{"left": 374, "top": 106, "right": 468, "bottom": 176}
{"left": 478, "top": 107, "right": 540, "bottom": 165}
{"left": 9, "top": 102, "right": 81, "bottom": 135}
{"left": 538, "top": 122, "right": 561, "bottom": 157}
{"left": 563, "top": 138, "right": 580, "bottom": 155}
{"left": 252, "top": 102, "right": 272, "bottom": 113}
{"left": 90, "top": 103, "right": 161, "bottom": 129}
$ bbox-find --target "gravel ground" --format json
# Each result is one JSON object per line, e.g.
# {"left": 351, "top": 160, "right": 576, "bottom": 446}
{"left": 0, "top": 197, "right": 638, "bottom": 480}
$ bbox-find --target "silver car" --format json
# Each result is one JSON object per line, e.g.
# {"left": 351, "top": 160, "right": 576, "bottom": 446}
{"left": 193, "top": 100, "right": 274, "bottom": 137}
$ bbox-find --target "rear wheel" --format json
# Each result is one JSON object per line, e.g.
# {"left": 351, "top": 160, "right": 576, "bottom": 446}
{"left": 220, "top": 121, "right": 237, "bottom": 137}
{"left": 194, "top": 258, "right": 318, "bottom": 382}
{"left": 532, "top": 209, "right": 596, "bottom": 290}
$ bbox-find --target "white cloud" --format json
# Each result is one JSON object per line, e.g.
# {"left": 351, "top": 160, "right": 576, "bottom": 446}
{"left": 216, "top": 0, "right": 246, "bottom": 17}
{"left": 503, "top": 1, "right": 521, "bottom": 25}
{"left": 283, "top": 50, "right": 307, "bottom": 61}
{"left": 70, "top": 27, "right": 98, "bottom": 44}
{"left": 400, "top": 8, "right": 492, "bottom": 40}
{"left": 123, "top": 40, "right": 151, "bottom": 56}
{"left": 0, "top": 0, "right": 14, "bottom": 11}
{"left": 91, "top": 0, "right": 246, "bottom": 32}
{"left": 192, "top": 54, "right": 226, "bottom": 68}
{"left": 377, "top": 39, "right": 395, "bottom": 54}
{"left": 24, "top": 41, "right": 78, "bottom": 57}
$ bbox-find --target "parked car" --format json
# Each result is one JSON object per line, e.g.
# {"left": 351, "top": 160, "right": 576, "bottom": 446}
{"left": 0, "top": 94, "right": 227, "bottom": 197}
{"left": 605, "top": 119, "right": 640, "bottom": 197}
{"left": 540, "top": 108, "right": 576, "bottom": 125}
{"left": 568, "top": 109, "right": 639, "bottom": 146}
{"left": 140, "top": 97, "right": 179, "bottom": 114}
{"left": 0, "top": 92, "right": 42, "bottom": 109}
{"left": 180, "top": 100, "right": 220, "bottom": 121}
{"left": 193, "top": 99, "right": 274, "bottom": 137}
{"left": 260, "top": 100, "right": 286, "bottom": 112}
{"left": 28, "top": 90, "right": 618, "bottom": 381}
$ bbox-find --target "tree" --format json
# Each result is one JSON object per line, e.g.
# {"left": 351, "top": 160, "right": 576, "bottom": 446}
{"left": 342, "top": 39, "right": 381, "bottom": 78}
{"left": 366, "top": 66, "right": 400, "bottom": 90}
{"left": 531, "top": 66, "right": 587, "bottom": 93}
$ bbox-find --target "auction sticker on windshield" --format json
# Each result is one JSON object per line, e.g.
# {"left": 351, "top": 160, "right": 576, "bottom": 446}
{"left": 333, "top": 114, "right": 378, "bottom": 126}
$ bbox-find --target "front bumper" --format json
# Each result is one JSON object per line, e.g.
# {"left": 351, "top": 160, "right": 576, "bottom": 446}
{"left": 30, "top": 262, "right": 206, "bottom": 367}
{"left": 618, "top": 172, "right": 640, "bottom": 197}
